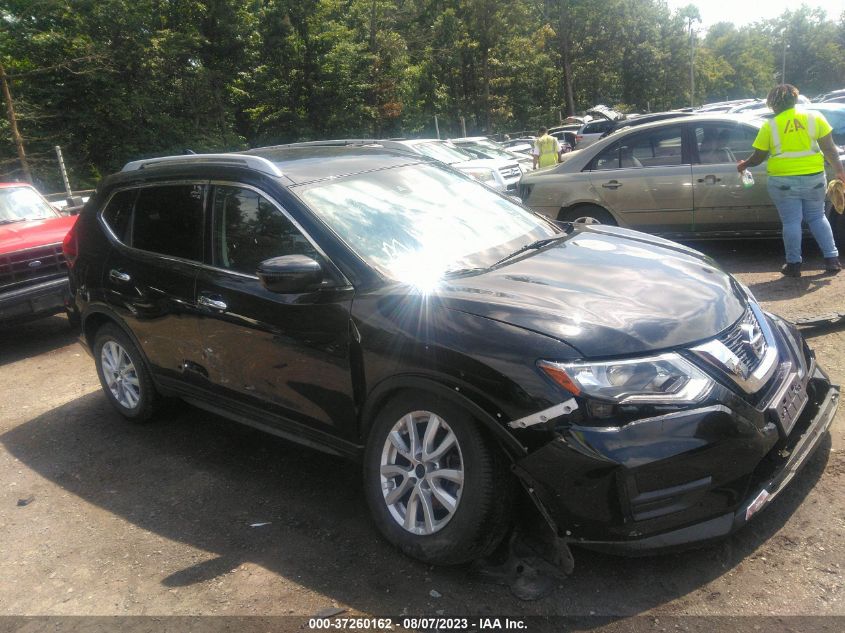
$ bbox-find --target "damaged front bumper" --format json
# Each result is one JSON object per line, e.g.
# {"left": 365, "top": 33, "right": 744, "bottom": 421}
{"left": 513, "top": 313, "right": 839, "bottom": 554}
{"left": 572, "top": 374, "right": 837, "bottom": 554}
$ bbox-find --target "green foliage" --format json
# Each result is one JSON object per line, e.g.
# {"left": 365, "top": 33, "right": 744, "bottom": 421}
{"left": 1, "top": 0, "right": 844, "bottom": 190}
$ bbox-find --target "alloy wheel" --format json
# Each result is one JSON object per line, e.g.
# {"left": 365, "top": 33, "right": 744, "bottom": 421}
{"left": 379, "top": 410, "right": 464, "bottom": 535}
{"left": 100, "top": 340, "right": 141, "bottom": 409}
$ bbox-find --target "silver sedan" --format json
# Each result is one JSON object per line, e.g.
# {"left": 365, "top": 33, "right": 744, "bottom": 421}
{"left": 519, "top": 114, "right": 807, "bottom": 240}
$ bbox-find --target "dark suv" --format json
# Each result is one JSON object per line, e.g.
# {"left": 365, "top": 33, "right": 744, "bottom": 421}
{"left": 66, "top": 146, "right": 838, "bottom": 566}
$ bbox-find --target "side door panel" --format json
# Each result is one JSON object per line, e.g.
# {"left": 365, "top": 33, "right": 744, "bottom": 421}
{"left": 588, "top": 126, "right": 693, "bottom": 234}
{"left": 104, "top": 249, "right": 200, "bottom": 379}
{"left": 196, "top": 270, "right": 356, "bottom": 435}
{"left": 689, "top": 122, "right": 776, "bottom": 234}
{"left": 100, "top": 183, "right": 205, "bottom": 380}
{"left": 195, "top": 183, "right": 357, "bottom": 440}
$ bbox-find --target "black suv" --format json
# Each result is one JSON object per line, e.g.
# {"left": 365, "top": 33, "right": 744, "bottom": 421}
{"left": 66, "top": 146, "right": 838, "bottom": 566}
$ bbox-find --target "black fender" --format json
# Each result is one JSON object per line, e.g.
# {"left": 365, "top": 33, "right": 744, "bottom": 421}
{"left": 359, "top": 374, "right": 528, "bottom": 460}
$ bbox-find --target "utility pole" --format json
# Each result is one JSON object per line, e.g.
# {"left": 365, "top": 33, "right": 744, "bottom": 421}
{"left": 688, "top": 17, "right": 695, "bottom": 108}
{"left": 55, "top": 146, "right": 72, "bottom": 198}
{"left": 781, "top": 29, "right": 788, "bottom": 82}
{"left": 0, "top": 62, "right": 32, "bottom": 183}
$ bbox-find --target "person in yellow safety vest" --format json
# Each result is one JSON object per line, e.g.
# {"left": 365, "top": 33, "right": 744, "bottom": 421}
{"left": 532, "top": 127, "right": 561, "bottom": 170}
{"left": 738, "top": 84, "right": 845, "bottom": 277}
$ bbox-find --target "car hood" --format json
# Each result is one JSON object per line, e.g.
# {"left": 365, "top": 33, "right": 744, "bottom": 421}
{"left": 437, "top": 226, "right": 747, "bottom": 357}
{"left": 0, "top": 215, "right": 77, "bottom": 253}
{"left": 454, "top": 158, "right": 518, "bottom": 170}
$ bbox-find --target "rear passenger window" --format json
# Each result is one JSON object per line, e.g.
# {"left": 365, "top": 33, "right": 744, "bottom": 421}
{"left": 585, "top": 120, "right": 613, "bottom": 134}
{"left": 212, "top": 185, "right": 318, "bottom": 275}
{"left": 132, "top": 184, "right": 205, "bottom": 261}
{"left": 101, "top": 190, "right": 135, "bottom": 243}
{"left": 693, "top": 124, "right": 757, "bottom": 162}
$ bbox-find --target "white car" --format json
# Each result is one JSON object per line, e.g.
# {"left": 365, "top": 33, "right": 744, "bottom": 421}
{"left": 384, "top": 139, "right": 523, "bottom": 191}
{"left": 574, "top": 106, "right": 625, "bottom": 149}
{"left": 266, "top": 139, "right": 524, "bottom": 192}
{"left": 450, "top": 137, "right": 534, "bottom": 172}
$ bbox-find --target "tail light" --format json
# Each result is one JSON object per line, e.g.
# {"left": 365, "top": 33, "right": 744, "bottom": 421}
{"left": 62, "top": 219, "right": 79, "bottom": 268}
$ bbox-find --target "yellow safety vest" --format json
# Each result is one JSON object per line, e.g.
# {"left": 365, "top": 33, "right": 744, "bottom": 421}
{"left": 537, "top": 135, "right": 559, "bottom": 168}
{"left": 762, "top": 108, "right": 826, "bottom": 176}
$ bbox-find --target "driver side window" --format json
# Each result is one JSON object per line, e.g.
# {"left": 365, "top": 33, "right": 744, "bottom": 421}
{"left": 212, "top": 185, "right": 318, "bottom": 275}
{"left": 591, "top": 142, "right": 643, "bottom": 170}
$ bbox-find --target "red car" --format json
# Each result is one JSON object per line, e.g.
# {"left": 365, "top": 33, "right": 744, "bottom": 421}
{"left": 0, "top": 182, "right": 78, "bottom": 324}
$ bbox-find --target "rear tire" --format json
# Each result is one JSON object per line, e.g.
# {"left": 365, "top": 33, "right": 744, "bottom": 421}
{"left": 558, "top": 204, "right": 617, "bottom": 226}
{"left": 93, "top": 323, "right": 159, "bottom": 423}
{"left": 363, "top": 391, "right": 513, "bottom": 565}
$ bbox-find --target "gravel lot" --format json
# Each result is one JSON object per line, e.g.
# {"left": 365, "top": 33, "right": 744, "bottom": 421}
{"left": 1, "top": 240, "right": 844, "bottom": 631}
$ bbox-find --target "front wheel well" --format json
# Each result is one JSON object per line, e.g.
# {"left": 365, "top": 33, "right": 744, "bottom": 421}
{"left": 359, "top": 378, "right": 526, "bottom": 461}
{"left": 557, "top": 203, "right": 618, "bottom": 226}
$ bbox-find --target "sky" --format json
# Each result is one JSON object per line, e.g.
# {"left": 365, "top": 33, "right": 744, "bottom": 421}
{"left": 664, "top": 0, "right": 843, "bottom": 28}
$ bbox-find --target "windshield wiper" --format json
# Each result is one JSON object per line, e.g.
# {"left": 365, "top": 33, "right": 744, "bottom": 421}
{"left": 491, "top": 231, "right": 572, "bottom": 269}
{"left": 0, "top": 218, "right": 26, "bottom": 225}
{"left": 443, "top": 266, "right": 488, "bottom": 278}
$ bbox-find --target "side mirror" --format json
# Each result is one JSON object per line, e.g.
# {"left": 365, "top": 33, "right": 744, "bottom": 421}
{"left": 256, "top": 255, "right": 324, "bottom": 294}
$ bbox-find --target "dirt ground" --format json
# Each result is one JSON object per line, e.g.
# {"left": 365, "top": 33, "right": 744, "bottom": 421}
{"left": 2, "top": 240, "right": 845, "bottom": 631}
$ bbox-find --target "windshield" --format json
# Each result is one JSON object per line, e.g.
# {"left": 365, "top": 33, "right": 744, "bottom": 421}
{"left": 297, "top": 164, "right": 556, "bottom": 284}
{"left": 411, "top": 142, "right": 474, "bottom": 164}
{"left": 0, "top": 186, "right": 58, "bottom": 224}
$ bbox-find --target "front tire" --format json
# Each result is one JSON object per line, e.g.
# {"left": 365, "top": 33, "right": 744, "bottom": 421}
{"left": 363, "top": 391, "right": 513, "bottom": 565}
{"left": 93, "top": 323, "right": 159, "bottom": 423}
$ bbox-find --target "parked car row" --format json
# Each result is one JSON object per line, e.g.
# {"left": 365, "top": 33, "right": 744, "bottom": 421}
{"left": 4, "top": 103, "right": 840, "bottom": 573}
{"left": 813, "top": 88, "right": 845, "bottom": 103}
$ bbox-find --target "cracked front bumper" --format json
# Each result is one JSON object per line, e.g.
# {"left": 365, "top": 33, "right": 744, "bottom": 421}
{"left": 514, "top": 313, "right": 839, "bottom": 554}
{"left": 574, "top": 374, "right": 838, "bottom": 554}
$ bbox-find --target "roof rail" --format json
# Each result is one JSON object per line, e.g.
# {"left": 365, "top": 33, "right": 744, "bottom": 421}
{"left": 250, "top": 139, "right": 385, "bottom": 150}
{"left": 121, "top": 153, "right": 283, "bottom": 177}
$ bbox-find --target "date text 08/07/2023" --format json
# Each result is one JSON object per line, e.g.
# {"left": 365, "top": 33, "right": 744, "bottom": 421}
{"left": 307, "top": 617, "right": 529, "bottom": 630}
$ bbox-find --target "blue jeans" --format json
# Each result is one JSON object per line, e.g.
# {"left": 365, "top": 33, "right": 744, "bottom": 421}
{"left": 767, "top": 173, "right": 838, "bottom": 263}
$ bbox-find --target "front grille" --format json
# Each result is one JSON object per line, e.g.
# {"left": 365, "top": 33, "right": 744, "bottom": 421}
{"left": 718, "top": 309, "right": 767, "bottom": 375}
{"left": 0, "top": 243, "right": 67, "bottom": 293}
{"left": 498, "top": 166, "right": 521, "bottom": 179}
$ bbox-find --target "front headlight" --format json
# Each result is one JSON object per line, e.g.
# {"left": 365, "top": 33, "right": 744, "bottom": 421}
{"left": 461, "top": 167, "right": 497, "bottom": 184}
{"left": 538, "top": 353, "right": 712, "bottom": 405}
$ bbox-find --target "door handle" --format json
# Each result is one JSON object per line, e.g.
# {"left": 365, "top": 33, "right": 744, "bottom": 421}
{"left": 198, "top": 294, "right": 228, "bottom": 311}
{"left": 697, "top": 175, "right": 722, "bottom": 184}
{"left": 109, "top": 269, "right": 131, "bottom": 283}
{"left": 602, "top": 180, "right": 622, "bottom": 189}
